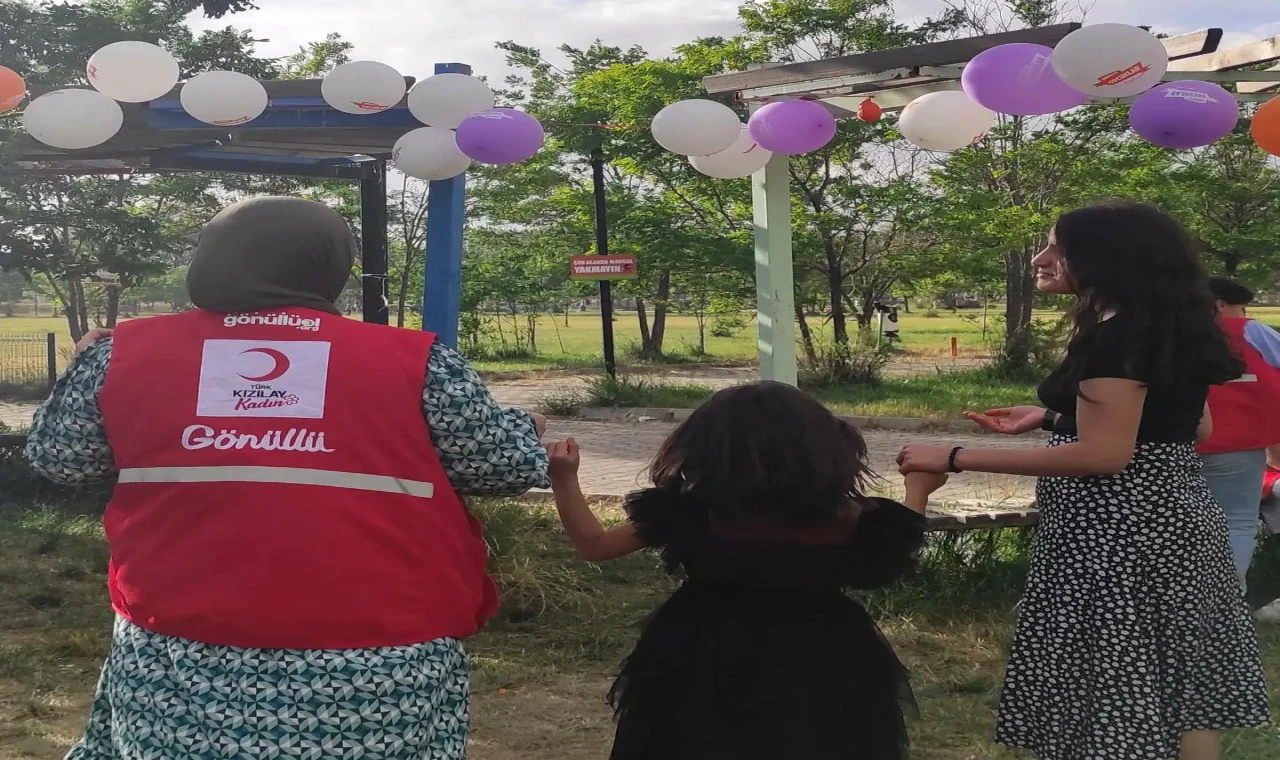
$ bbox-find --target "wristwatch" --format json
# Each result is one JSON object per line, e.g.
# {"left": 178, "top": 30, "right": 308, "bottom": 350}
{"left": 1041, "top": 408, "right": 1060, "bottom": 433}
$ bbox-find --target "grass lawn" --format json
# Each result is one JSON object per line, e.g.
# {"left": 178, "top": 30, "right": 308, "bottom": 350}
{"left": 0, "top": 308, "right": 1031, "bottom": 375}
{"left": 11, "top": 308, "right": 1280, "bottom": 376}
{"left": 2, "top": 499, "right": 1278, "bottom": 759}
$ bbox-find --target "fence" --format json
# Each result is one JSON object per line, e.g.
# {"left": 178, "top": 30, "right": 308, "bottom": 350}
{"left": 0, "top": 332, "right": 56, "bottom": 400}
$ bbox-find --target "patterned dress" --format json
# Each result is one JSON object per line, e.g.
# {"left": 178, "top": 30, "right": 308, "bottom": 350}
{"left": 25, "top": 338, "right": 550, "bottom": 760}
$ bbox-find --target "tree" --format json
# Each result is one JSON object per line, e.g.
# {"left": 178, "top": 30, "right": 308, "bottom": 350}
{"left": 1162, "top": 128, "right": 1280, "bottom": 283}
{"left": 389, "top": 178, "right": 429, "bottom": 327}
{"left": 0, "top": 1, "right": 331, "bottom": 339}
{"left": 170, "top": 0, "right": 259, "bottom": 18}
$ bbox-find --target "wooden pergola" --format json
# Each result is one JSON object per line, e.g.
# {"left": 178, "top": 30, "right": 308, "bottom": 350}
{"left": 702, "top": 25, "right": 1280, "bottom": 386}
{"left": 9, "top": 64, "right": 473, "bottom": 344}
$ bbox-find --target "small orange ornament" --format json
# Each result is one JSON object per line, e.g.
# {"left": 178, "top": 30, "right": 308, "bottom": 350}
{"left": 0, "top": 66, "right": 26, "bottom": 113}
{"left": 1251, "top": 96, "right": 1280, "bottom": 157}
{"left": 856, "top": 98, "right": 882, "bottom": 122}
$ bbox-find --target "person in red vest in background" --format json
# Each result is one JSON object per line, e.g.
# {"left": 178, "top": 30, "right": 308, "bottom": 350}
{"left": 24, "top": 196, "right": 550, "bottom": 760}
{"left": 1199, "top": 276, "right": 1280, "bottom": 604}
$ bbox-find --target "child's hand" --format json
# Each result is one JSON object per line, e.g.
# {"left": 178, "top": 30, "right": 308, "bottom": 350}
{"left": 903, "top": 471, "right": 948, "bottom": 507}
{"left": 547, "top": 438, "right": 581, "bottom": 482}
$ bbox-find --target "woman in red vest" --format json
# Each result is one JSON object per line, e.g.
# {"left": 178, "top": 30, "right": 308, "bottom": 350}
{"left": 1199, "top": 276, "right": 1280, "bottom": 591}
{"left": 24, "top": 197, "right": 550, "bottom": 760}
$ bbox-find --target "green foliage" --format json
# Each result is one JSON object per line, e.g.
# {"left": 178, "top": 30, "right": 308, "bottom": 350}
{"left": 798, "top": 340, "right": 891, "bottom": 389}
{"left": 580, "top": 375, "right": 714, "bottom": 408}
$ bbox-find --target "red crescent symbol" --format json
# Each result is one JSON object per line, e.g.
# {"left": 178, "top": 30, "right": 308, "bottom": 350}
{"left": 238, "top": 348, "right": 291, "bottom": 382}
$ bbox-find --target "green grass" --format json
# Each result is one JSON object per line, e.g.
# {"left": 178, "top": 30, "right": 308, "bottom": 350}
{"left": 11, "top": 307, "right": 1280, "bottom": 377}
{"left": 0, "top": 309, "right": 1006, "bottom": 375}
{"left": 0, "top": 499, "right": 1277, "bottom": 758}
{"left": 539, "top": 368, "right": 1041, "bottom": 420}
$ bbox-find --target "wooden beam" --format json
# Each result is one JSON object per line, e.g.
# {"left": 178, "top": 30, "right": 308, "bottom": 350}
{"left": 1239, "top": 64, "right": 1280, "bottom": 94}
{"left": 1169, "top": 35, "right": 1280, "bottom": 72}
{"left": 703, "top": 22, "right": 1080, "bottom": 95}
{"left": 1162, "top": 29, "right": 1224, "bottom": 61}
{"left": 824, "top": 80, "right": 962, "bottom": 113}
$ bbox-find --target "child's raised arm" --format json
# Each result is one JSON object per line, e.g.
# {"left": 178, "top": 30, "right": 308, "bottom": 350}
{"left": 548, "top": 438, "right": 647, "bottom": 562}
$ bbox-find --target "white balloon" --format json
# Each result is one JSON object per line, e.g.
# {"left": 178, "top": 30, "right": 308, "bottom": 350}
{"left": 651, "top": 99, "right": 742, "bottom": 157}
{"left": 24, "top": 89, "right": 123, "bottom": 149}
{"left": 87, "top": 41, "right": 180, "bottom": 103}
{"left": 393, "top": 127, "right": 471, "bottom": 180}
{"left": 408, "top": 73, "right": 495, "bottom": 129}
{"left": 322, "top": 61, "right": 406, "bottom": 115}
{"left": 689, "top": 125, "right": 773, "bottom": 179}
{"left": 180, "top": 71, "right": 268, "bottom": 126}
{"left": 898, "top": 91, "right": 994, "bottom": 152}
{"left": 1051, "top": 24, "right": 1169, "bottom": 99}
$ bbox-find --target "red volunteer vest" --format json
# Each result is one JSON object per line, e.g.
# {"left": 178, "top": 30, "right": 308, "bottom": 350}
{"left": 98, "top": 308, "right": 498, "bottom": 649}
{"left": 1198, "top": 317, "right": 1280, "bottom": 455}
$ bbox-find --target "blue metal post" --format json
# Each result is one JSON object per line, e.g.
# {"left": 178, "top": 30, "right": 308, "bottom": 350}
{"left": 421, "top": 62, "right": 471, "bottom": 347}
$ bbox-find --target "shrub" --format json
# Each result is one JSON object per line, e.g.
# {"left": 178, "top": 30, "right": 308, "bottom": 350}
{"left": 582, "top": 375, "right": 712, "bottom": 409}
{"left": 709, "top": 311, "right": 749, "bottom": 338}
{"left": 799, "top": 341, "right": 891, "bottom": 390}
{"left": 536, "top": 390, "right": 585, "bottom": 417}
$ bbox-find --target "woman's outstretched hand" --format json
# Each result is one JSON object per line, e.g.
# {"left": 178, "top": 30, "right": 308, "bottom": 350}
{"left": 964, "top": 406, "right": 1044, "bottom": 435}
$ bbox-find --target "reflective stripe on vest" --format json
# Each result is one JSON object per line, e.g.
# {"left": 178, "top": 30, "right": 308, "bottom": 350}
{"left": 1227, "top": 374, "right": 1259, "bottom": 383}
{"left": 118, "top": 466, "right": 435, "bottom": 498}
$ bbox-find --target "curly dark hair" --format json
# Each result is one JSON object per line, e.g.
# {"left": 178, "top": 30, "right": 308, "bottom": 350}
{"left": 647, "top": 382, "right": 873, "bottom": 526}
{"left": 1054, "top": 201, "right": 1243, "bottom": 390}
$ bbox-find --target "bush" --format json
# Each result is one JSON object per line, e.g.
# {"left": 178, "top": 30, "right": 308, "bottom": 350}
{"left": 582, "top": 375, "right": 713, "bottom": 409}
{"left": 799, "top": 341, "right": 891, "bottom": 390}
{"left": 536, "top": 390, "right": 585, "bottom": 417}
{"left": 709, "top": 311, "right": 749, "bottom": 338}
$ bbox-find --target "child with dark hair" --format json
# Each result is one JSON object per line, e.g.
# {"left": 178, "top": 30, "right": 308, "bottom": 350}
{"left": 546, "top": 381, "right": 947, "bottom": 760}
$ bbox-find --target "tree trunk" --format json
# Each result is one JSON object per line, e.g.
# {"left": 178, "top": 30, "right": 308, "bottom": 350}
{"left": 649, "top": 272, "right": 671, "bottom": 356}
{"left": 105, "top": 286, "right": 121, "bottom": 328}
{"left": 826, "top": 259, "right": 848, "bottom": 345}
{"left": 795, "top": 301, "right": 817, "bottom": 365}
{"left": 637, "top": 298, "right": 652, "bottom": 353}
{"left": 48, "top": 275, "right": 83, "bottom": 343}
{"left": 1003, "top": 247, "right": 1036, "bottom": 363}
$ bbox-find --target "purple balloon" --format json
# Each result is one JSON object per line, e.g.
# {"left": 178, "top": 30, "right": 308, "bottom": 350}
{"left": 961, "top": 43, "right": 1088, "bottom": 116}
{"left": 747, "top": 100, "right": 836, "bottom": 155}
{"left": 455, "top": 108, "right": 545, "bottom": 165}
{"left": 1129, "top": 81, "right": 1239, "bottom": 149}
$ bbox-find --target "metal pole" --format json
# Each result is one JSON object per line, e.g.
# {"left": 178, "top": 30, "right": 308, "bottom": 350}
{"left": 45, "top": 332, "right": 57, "bottom": 391}
{"left": 590, "top": 148, "right": 617, "bottom": 379}
{"left": 360, "top": 159, "right": 389, "bottom": 325}
{"left": 422, "top": 62, "right": 472, "bottom": 347}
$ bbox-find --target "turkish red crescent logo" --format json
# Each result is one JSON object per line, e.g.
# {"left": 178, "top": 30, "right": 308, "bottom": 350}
{"left": 238, "top": 348, "right": 291, "bottom": 382}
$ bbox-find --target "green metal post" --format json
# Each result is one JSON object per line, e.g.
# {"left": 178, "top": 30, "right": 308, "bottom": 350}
{"left": 751, "top": 150, "right": 798, "bottom": 386}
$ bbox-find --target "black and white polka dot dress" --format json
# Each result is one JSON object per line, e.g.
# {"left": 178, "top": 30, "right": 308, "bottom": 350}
{"left": 996, "top": 436, "right": 1270, "bottom": 758}
{"left": 995, "top": 311, "right": 1273, "bottom": 760}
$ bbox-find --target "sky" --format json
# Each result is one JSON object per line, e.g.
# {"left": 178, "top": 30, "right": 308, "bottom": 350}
{"left": 184, "top": 0, "right": 1280, "bottom": 83}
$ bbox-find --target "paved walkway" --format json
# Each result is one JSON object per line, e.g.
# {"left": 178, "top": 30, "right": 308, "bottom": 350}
{"left": 540, "top": 418, "right": 1037, "bottom": 510}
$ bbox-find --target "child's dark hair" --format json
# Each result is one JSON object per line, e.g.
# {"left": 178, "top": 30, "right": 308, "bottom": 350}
{"left": 647, "top": 381, "right": 873, "bottom": 525}
{"left": 1207, "top": 276, "right": 1254, "bottom": 307}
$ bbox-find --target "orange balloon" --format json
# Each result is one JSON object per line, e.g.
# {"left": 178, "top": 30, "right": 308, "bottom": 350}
{"left": 0, "top": 65, "right": 25, "bottom": 113}
{"left": 1251, "top": 96, "right": 1280, "bottom": 157}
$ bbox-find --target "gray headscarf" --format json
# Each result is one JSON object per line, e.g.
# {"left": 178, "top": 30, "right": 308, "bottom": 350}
{"left": 186, "top": 196, "right": 357, "bottom": 315}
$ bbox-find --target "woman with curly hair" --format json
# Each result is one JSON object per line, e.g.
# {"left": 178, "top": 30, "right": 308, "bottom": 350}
{"left": 898, "top": 202, "right": 1270, "bottom": 760}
